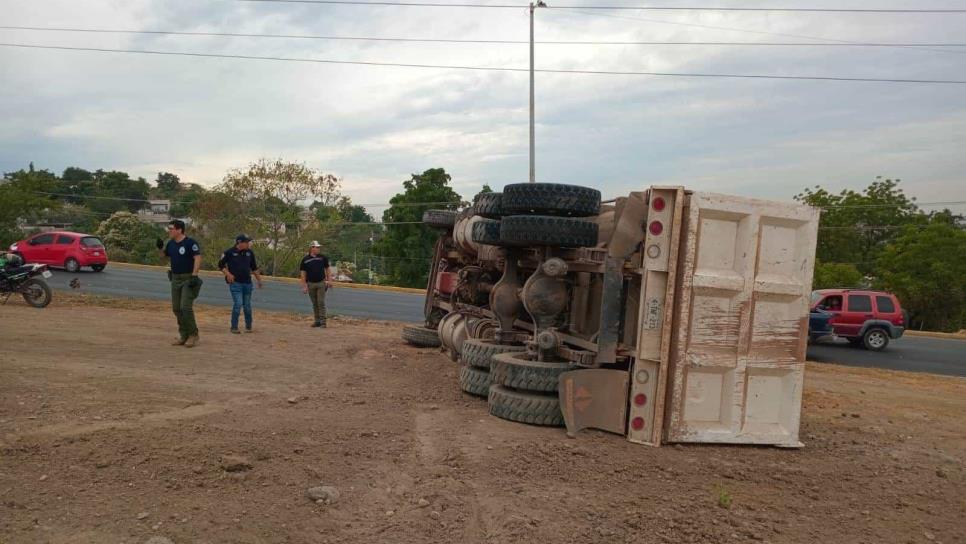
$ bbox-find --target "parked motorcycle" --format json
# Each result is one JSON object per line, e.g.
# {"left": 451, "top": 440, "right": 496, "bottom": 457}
{"left": 0, "top": 253, "right": 53, "bottom": 308}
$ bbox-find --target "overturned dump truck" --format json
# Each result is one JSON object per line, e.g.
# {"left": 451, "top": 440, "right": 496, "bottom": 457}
{"left": 401, "top": 183, "right": 819, "bottom": 447}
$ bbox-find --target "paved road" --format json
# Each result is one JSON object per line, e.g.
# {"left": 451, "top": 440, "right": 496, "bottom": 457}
{"left": 807, "top": 336, "right": 965, "bottom": 377}
{"left": 41, "top": 267, "right": 964, "bottom": 376}
{"left": 45, "top": 267, "right": 425, "bottom": 323}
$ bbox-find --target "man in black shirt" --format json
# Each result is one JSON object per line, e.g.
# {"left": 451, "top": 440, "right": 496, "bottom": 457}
{"left": 217, "top": 234, "right": 263, "bottom": 334}
{"left": 156, "top": 219, "right": 203, "bottom": 347}
{"left": 299, "top": 240, "right": 332, "bottom": 328}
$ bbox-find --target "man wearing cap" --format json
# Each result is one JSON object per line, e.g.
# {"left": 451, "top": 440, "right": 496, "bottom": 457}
{"left": 156, "top": 219, "right": 203, "bottom": 347}
{"left": 218, "top": 234, "right": 264, "bottom": 334}
{"left": 299, "top": 240, "right": 332, "bottom": 328}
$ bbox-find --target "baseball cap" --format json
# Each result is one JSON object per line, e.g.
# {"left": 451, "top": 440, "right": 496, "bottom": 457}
{"left": 309, "top": 240, "right": 322, "bottom": 248}
{"left": 235, "top": 234, "right": 252, "bottom": 243}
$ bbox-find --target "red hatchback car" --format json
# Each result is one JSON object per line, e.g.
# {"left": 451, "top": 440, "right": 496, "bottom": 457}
{"left": 9, "top": 231, "right": 108, "bottom": 273}
{"left": 810, "top": 289, "right": 905, "bottom": 351}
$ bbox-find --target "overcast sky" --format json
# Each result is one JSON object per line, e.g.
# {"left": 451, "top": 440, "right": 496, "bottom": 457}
{"left": 1, "top": 0, "right": 964, "bottom": 215}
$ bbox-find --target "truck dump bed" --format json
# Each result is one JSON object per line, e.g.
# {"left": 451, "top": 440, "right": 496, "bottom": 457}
{"left": 411, "top": 184, "right": 819, "bottom": 447}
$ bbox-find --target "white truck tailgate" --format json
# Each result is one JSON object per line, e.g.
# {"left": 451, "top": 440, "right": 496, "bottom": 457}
{"left": 664, "top": 192, "right": 819, "bottom": 446}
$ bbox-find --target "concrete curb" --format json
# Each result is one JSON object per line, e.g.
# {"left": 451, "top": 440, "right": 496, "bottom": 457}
{"left": 109, "top": 262, "right": 426, "bottom": 295}
{"left": 904, "top": 330, "right": 966, "bottom": 340}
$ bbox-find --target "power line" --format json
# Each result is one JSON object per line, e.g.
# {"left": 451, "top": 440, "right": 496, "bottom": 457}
{"left": 232, "top": 0, "right": 966, "bottom": 13}
{"left": 818, "top": 201, "right": 966, "bottom": 210}
{"left": 4, "top": 26, "right": 964, "bottom": 48}
{"left": 3, "top": 42, "right": 963, "bottom": 84}
{"left": 549, "top": 5, "right": 966, "bottom": 14}
{"left": 29, "top": 191, "right": 463, "bottom": 208}
{"left": 554, "top": 8, "right": 966, "bottom": 55}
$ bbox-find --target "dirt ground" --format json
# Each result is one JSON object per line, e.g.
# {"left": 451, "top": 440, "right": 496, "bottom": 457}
{"left": 1, "top": 294, "right": 964, "bottom": 544}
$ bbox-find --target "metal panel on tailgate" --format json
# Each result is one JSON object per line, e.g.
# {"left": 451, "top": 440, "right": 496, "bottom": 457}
{"left": 665, "top": 192, "right": 819, "bottom": 446}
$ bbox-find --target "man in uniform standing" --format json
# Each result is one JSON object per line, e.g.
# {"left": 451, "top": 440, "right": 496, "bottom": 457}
{"left": 157, "top": 219, "right": 203, "bottom": 347}
{"left": 218, "top": 234, "right": 263, "bottom": 334}
{"left": 299, "top": 240, "right": 332, "bottom": 328}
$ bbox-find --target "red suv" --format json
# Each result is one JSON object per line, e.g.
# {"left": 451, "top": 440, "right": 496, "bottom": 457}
{"left": 810, "top": 289, "right": 905, "bottom": 351}
{"left": 9, "top": 231, "right": 108, "bottom": 273}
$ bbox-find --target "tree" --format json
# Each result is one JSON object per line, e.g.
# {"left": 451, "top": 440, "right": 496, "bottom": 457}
{"left": 219, "top": 159, "right": 340, "bottom": 275}
{"left": 155, "top": 172, "right": 182, "bottom": 197}
{"left": 795, "top": 177, "right": 921, "bottom": 275}
{"left": 876, "top": 222, "right": 966, "bottom": 332}
{"left": 96, "top": 212, "right": 165, "bottom": 266}
{"left": 168, "top": 183, "right": 207, "bottom": 218}
{"left": 58, "top": 166, "right": 97, "bottom": 206}
{"left": 812, "top": 262, "right": 864, "bottom": 290}
{"left": 62, "top": 167, "right": 93, "bottom": 183}
{"left": 0, "top": 167, "right": 62, "bottom": 246}
{"left": 307, "top": 196, "right": 375, "bottom": 269}
{"left": 373, "top": 168, "right": 462, "bottom": 287}
{"left": 78, "top": 170, "right": 150, "bottom": 215}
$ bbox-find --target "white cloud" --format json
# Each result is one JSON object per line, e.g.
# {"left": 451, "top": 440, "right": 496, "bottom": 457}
{"left": 1, "top": 0, "right": 965, "bottom": 212}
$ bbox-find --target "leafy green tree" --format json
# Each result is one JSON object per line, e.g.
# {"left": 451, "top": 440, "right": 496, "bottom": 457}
{"left": 812, "top": 262, "right": 864, "bottom": 290}
{"left": 795, "top": 177, "right": 921, "bottom": 274}
{"left": 876, "top": 222, "right": 966, "bottom": 332}
{"left": 219, "top": 159, "right": 340, "bottom": 275}
{"left": 373, "top": 168, "right": 462, "bottom": 287}
{"left": 0, "top": 167, "right": 62, "bottom": 246}
{"left": 61, "top": 166, "right": 93, "bottom": 184}
{"left": 189, "top": 190, "right": 247, "bottom": 271}
{"left": 94, "top": 171, "right": 150, "bottom": 213}
{"left": 58, "top": 167, "right": 97, "bottom": 206}
{"left": 96, "top": 212, "right": 165, "bottom": 265}
{"left": 169, "top": 183, "right": 207, "bottom": 218}
{"left": 308, "top": 196, "right": 375, "bottom": 266}
{"left": 155, "top": 172, "right": 182, "bottom": 198}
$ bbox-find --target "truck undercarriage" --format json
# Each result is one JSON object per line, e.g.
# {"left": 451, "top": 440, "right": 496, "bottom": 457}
{"left": 402, "top": 183, "right": 819, "bottom": 448}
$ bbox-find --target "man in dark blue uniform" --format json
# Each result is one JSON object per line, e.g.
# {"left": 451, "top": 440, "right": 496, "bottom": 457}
{"left": 299, "top": 240, "right": 332, "bottom": 328}
{"left": 217, "top": 234, "right": 263, "bottom": 334}
{"left": 156, "top": 219, "right": 203, "bottom": 347}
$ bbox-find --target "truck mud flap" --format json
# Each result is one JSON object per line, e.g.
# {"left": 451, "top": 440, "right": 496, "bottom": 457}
{"left": 558, "top": 369, "right": 629, "bottom": 437}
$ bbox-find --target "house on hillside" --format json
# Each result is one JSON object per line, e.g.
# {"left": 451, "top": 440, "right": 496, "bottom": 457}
{"left": 137, "top": 199, "right": 172, "bottom": 226}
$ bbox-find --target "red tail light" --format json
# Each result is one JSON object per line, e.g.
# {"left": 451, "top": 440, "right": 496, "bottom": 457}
{"left": 634, "top": 393, "right": 648, "bottom": 406}
{"left": 649, "top": 221, "right": 663, "bottom": 236}
{"left": 631, "top": 417, "right": 645, "bottom": 431}
{"left": 652, "top": 196, "right": 666, "bottom": 211}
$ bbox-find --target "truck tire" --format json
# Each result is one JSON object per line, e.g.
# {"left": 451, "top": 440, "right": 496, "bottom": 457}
{"left": 461, "top": 338, "right": 526, "bottom": 369}
{"left": 503, "top": 183, "right": 601, "bottom": 217}
{"left": 490, "top": 352, "right": 574, "bottom": 393}
{"left": 471, "top": 218, "right": 501, "bottom": 245}
{"left": 862, "top": 327, "right": 890, "bottom": 351}
{"left": 401, "top": 325, "right": 442, "bottom": 348}
{"left": 500, "top": 215, "right": 598, "bottom": 248}
{"left": 473, "top": 192, "right": 505, "bottom": 218}
{"left": 488, "top": 385, "right": 564, "bottom": 427}
{"left": 458, "top": 364, "right": 491, "bottom": 397}
{"left": 422, "top": 209, "right": 457, "bottom": 229}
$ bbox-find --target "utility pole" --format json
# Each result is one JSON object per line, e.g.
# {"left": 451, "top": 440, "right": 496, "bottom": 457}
{"left": 368, "top": 230, "right": 374, "bottom": 285}
{"left": 529, "top": 2, "right": 546, "bottom": 182}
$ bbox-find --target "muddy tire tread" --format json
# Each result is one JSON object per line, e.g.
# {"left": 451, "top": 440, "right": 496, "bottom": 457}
{"left": 401, "top": 325, "right": 442, "bottom": 348}
{"left": 461, "top": 338, "right": 526, "bottom": 369}
{"left": 487, "top": 385, "right": 564, "bottom": 427}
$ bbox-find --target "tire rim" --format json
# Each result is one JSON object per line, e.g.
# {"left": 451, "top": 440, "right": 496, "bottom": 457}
{"left": 66, "top": 260, "right": 78, "bottom": 272}
{"left": 24, "top": 284, "right": 47, "bottom": 304}
{"left": 868, "top": 331, "right": 886, "bottom": 348}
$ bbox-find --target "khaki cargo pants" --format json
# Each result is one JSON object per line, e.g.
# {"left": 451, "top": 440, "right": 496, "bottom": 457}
{"left": 307, "top": 281, "right": 327, "bottom": 325}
